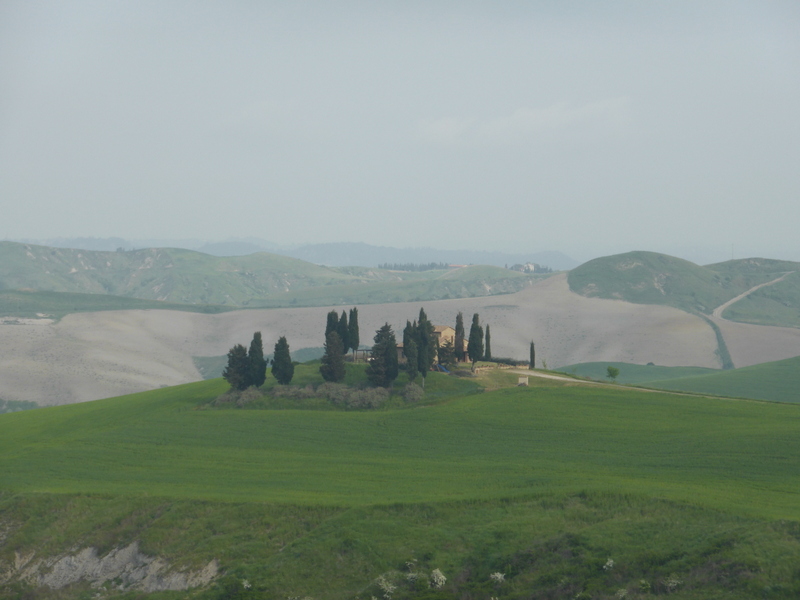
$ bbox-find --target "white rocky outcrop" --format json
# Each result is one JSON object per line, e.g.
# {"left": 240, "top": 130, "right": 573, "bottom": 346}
{"left": 3, "top": 542, "right": 218, "bottom": 593}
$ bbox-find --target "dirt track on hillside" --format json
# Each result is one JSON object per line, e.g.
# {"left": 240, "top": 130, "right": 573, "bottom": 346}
{"left": 2, "top": 274, "right": 799, "bottom": 406}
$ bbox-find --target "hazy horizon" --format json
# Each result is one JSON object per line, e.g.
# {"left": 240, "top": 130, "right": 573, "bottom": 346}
{"left": 2, "top": 2, "right": 799, "bottom": 265}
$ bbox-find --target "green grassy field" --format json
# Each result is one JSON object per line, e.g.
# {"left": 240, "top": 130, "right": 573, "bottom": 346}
{"left": 646, "top": 355, "right": 800, "bottom": 403}
{"left": 4, "top": 364, "right": 800, "bottom": 598}
{"left": 556, "top": 361, "right": 719, "bottom": 384}
{"left": 568, "top": 251, "right": 800, "bottom": 327}
{"left": 558, "top": 356, "right": 800, "bottom": 404}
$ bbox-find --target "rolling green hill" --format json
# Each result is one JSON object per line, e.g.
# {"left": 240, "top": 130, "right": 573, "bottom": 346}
{"left": 557, "top": 361, "right": 718, "bottom": 384}
{"left": 4, "top": 367, "right": 800, "bottom": 598}
{"left": 568, "top": 251, "right": 800, "bottom": 324}
{"left": 558, "top": 356, "right": 800, "bottom": 404}
{"left": 646, "top": 355, "right": 800, "bottom": 403}
{"left": 0, "top": 242, "right": 535, "bottom": 310}
{"left": 720, "top": 270, "right": 800, "bottom": 328}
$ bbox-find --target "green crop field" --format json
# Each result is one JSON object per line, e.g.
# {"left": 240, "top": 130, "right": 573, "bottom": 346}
{"left": 556, "top": 361, "right": 719, "bottom": 385}
{"left": 645, "top": 355, "right": 800, "bottom": 403}
{"left": 4, "top": 364, "right": 800, "bottom": 598}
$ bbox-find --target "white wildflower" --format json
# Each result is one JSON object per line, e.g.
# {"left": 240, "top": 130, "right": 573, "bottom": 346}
{"left": 615, "top": 589, "right": 628, "bottom": 599}
{"left": 430, "top": 568, "right": 446, "bottom": 589}
{"left": 489, "top": 572, "right": 505, "bottom": 583}
{"left": 603, "top": 557, "right": 615, "bottom": 571}
{"left": 376, "top": 575, "right": 396, "bottom": 599}
{"left": 242, "top": 579, "right": 251, "bottom": 589}
{"left": 664, "top": 574, "right": 682, "bottom": 592}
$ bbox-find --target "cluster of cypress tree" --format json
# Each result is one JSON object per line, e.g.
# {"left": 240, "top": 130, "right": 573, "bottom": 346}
{"left": 320, "top": 307, "right": 360, "bottom": 382}
{"left": 402, "top": 308, "right": 438, "bottom": 386}
{"left": 365, "top": 323, "right": 398, "bottom": 387}
{"left": 223, "top": 331, "right": 295, "bottom": 389}
{"left": 223, "top": 332, "right": 268, "bottom": 390}
{"left": 467, "top": 313, "right": 484, "bottom": 372}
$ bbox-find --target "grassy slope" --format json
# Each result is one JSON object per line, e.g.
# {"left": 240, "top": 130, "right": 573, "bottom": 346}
{"left": 556, "top": 361, "right": 719, "bottom": 384}
{"left": 0, "top": 242, "right": 535, "bottom": 310}
{"left": 721, "top": 270, "right": 800, "bottom": 328}
{"left": 646, "top": 355, "right": 800, "bottom": 403}
{"left": 568, "top": 251, "right": 800, "bottom": 325}
{"left": 249, "top": 265, "right": 535, "bottom": 308}
{"left": 4, "top": 369, "right": 800, "bottom": 598}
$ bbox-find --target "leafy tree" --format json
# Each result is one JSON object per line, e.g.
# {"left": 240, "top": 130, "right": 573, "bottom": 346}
{"left": 337, "top": 311, "right": 350, "bottom": 355}
{"left": 530, "top": 341, "right": 536, "bottom": 369}
{"left": 404, "top": 338, "right": 418, "bottom": 382}
{"left": 248, "top": 331, "right": 267, "bottom": 388}
{"left": 484, "top": 324, "right": 492, "bottom": 361}
{"left": 454, "top": 312, "right": 465, "bottom": 362}
{"left": 606, "top": 366, "right": 620, "bottom": 382}
{"left": 348, "top": 307, "right": 360, "bottom": 358}
{"left": 320, "top": 331, "right": 346, "bottom": 382}
{"left": 222, "top": 344, "right": 250, "bottom": 390}
{"left": 467, "top": 313, "right": 484, "bottom": 372}
{"left": 271, "top": 336, "right": 294, "bottom": 384}
{"left": 366, "top": 323, "right": 399, "bottom": 387}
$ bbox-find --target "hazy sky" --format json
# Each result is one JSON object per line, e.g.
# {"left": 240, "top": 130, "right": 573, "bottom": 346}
{"left": 2, "top": 1, "right": 799, "bottom": 264}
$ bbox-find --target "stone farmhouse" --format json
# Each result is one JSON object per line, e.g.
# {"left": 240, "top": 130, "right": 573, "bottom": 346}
{"left": 396, "top": 324, "right": 462, "bottom": 363}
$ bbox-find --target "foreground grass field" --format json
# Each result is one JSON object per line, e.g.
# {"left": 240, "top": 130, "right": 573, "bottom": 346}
{"left": 559, "top": 356, "right": 800, "bottom": 404}
{"left": 3, "top": 366, "right": 800, "bottom": 598}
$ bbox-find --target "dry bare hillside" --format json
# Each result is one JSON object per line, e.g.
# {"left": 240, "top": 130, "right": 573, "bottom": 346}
{"left": 2, "top": 274, "right": 799, "bottom": 406}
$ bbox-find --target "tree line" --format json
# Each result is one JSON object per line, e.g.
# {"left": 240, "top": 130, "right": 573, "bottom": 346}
{"left": 378, "top": 262, "right": 450, "bottom": 271}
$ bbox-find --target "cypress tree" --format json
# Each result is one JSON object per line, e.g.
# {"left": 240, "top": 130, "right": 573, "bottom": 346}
{"left": 454, "top": 312, "right": 465, "bottom": 362}
{"left": 248, "top": 331, "right": 267, "bottom": 388}
{"left": 467, "top": 313, "right": 484, "bottom": 372}
{"left": 530, "top": 341, "right": 535, "bottom": 369}
{"left": 338, "top": 311, "right": 350, "bottom": 355}
{"left": 404, "top": 338, "right": 418, "bottom": 382}
{"left": 484, "top": 324, "right": 492, "bottom": 361}
{"left": 348, "top": 307, "right": 360, "bottom": 358}
{"left": 271, "top": 336, "right": 294, "bottom": 384}
{"left": 366, "top": 323, "right": 399, "bottom": 387}
{"left": 223, "top": 344, "right": 250, "bottom": 390}
{"left": 320, "top": 331, "right": 346, "bottom": 382}
{"left": 416, "top": 308, "right": 435, "bottom": 379}
{"left": 325, "top": 310, "right": 339, "bottom": 341}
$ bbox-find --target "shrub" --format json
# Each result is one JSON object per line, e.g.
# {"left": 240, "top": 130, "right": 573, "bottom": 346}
{"left": 271, "top": 385, "right": 316, "bottom": 400}
{"left": 347, "top": 387, "right": 389, "bottom": 409}
{"left": 402, "top": 383, "right": 424, "bottom": 403}
{"left": 317, "top": 382, "right": 349, "bottom": 405}
{"left": 237, "top": 386, "right": 263, "bottom": 407}
{"left": 491, "top": 357, "right": 528, "bottom": 366}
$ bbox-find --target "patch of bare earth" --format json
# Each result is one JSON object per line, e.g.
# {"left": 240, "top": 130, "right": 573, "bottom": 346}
{"left": 2, "top": 274, "right": 798, "bottom": 406}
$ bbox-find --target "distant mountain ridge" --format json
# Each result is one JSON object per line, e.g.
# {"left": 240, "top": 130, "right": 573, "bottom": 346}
{"left": 11, "top": 237, "right": 578, "bottom": 270}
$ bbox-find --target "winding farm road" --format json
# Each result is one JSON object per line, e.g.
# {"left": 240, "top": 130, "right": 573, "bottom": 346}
{"left": 712, "top": 272, "right": 795, "bottom": 320}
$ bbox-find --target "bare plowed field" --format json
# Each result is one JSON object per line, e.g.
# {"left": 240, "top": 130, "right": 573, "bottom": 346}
{"left": 2, "top": 274, "right": 798, "bottom": 406}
